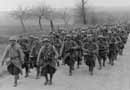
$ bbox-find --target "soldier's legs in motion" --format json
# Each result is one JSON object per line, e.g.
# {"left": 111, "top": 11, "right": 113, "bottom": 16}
{"left": 109, "top": 55, "right": 114, "bottom": 66}
{"left": 114, "top": 52, "right": 118, "bottom": 60}
{"left": 121, "top": 49, "right": 123, "bottom": 55}
{"left": 62, "top": 58, "right": 65, "bottom": 65}
{"left": 24, "top": 53, "right": 30, "bottom": 78}
{"left": 48, "top": 65, "right": 56, "bottom": 85}
{"left": 72, "top": 60, "right": 75, "bottom": 71}
{"left": 108, "top": 56, "right": 111, "bottom": 64}
{"left": 98, "top": 57, "right": 102, "bottom": 70}
{"left": 108, "top": 52, "right": 112, "bottom": 65}
{"left": 44, "top": 74, "right": 49, "bottom": 85}
{"left": 57, "top": 60, "right": 60, "bottom": 67}
{"left": 14, "top": 74, "right": 19, "bottom": 87}
{"left": 77, "top": 61, "right": 80, "bottom": 69}
{"left": 36, "top": 66, "right": 40, "bottom": 79}
{"left": 103, "top": 56, "right": 106, "bottom": 67}
{"left": 89, "top": 58, "right": 95, "bottom": 76}
{"left": 109, "top": 56, "right": 112, "bottom": 65}
{"left": 110, "top": 53, "right": 115, "bottom": 66}
{"left": 111, "top": 58, "right": 114, "bottom": 66}
{"left": 119, "top": 49, "right": 123, "bottom": 55}
{"left": 89, "top": 66, "right": 93, "bottom": 76}
{"left": 77, "top": 56, "right": 81, "bottom": 69}
{"left": 69, "top": 65, "right": 72, "bottom": 76}
{"left": 25, "top": 65, "right": 29, "bottom": 78}
{"left": 9, "top": 63, "right": 21, "bottom": 87}
{"left": 108, "top": 58, "right": 111, "bottom": 64}
{"left": 48, "top": 73, "right": 53, "bottom": 85}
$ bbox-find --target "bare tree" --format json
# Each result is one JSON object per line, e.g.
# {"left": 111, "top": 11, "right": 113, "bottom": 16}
{"left": 60, "top": 9, "right": 71, "bottom": 28}
{"left": 10, "top": 6, "right": 29, "bottom": 33}
{"left": 75, "top": 0, "right": 88, "bottom": 25}
{"left": 29, "top": 5, "right": 49, "bottom": 31}
{"left": 29, "top": 4, "right": 56, "bottom": 32}
{"left": 44, "top": 8, "right": 56, "bottom": 32}
{"left": 81, "top": 0, "right": 87, "bottom": 24}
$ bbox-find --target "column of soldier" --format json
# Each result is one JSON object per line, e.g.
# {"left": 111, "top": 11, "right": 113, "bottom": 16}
{"left": 1, "top": 24, "right": 130, "bottom": 87}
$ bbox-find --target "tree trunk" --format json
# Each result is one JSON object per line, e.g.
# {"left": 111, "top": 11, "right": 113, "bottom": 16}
{"left": 82, "top": 0, "right": 87, "bottom": 25}
{"left": 38, "top": 16, "right": 43, "bottom": 31}
{"left": 20, "top": 17, "right": 26, "bottom": 33}
{"left": 50, "top": 19, "right": 54, "bottom": 32}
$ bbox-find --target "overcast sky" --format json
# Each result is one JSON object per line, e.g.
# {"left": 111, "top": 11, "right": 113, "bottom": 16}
{"left": 0, "top": 0, "right": 130, "bottom": 11}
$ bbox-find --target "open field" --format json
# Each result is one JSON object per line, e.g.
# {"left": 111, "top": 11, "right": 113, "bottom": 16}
{"left": 0, "top": 25, "right": 51, "bottom": 36}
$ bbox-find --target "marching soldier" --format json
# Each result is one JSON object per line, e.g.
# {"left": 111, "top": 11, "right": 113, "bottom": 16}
{"left": 29, "top": 38, "right": 41, "bottom": 79}
{"left": 83, "top": 35, "right": 98, "bottom": 75}
{"left": 108, "top": 36, "right": 118, "bottom": 65}
{"left": 19, "top": 37, "right": 30, "bottom": 78}
{"left": 50, "top": 34, "right": 62, "bottom": 67}
{"left": 60, "top": 34, "right": 78, "bottom": 76}
{"left": 37, "top": 37, "right": 58, "bottom": 85}
{"left": 97, "top": 35, "right": 109, "bottom": 70}
{"left": 1, "top": 36, "right": 24, "bottom": 87}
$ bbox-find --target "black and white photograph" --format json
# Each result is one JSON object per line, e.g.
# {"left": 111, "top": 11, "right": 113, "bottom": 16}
{"left": 0, "top": 0, "right": 130, "bottom": 90}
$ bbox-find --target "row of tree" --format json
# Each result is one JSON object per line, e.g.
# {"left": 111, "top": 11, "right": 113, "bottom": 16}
{"left": 10, "top": 5, "right": 72, "bottom": 33}
{"left": 10, "top": 0, "right": 130, "bottom": 33}
{"left": 10, "top": 0, "right": 88, "bottom": 33}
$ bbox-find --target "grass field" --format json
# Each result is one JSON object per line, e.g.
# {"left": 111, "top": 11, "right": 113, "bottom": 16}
{"left": 0, "top": 25, "right": 52, "bottom": 36}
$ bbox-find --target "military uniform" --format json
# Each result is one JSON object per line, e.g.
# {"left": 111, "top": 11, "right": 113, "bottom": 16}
{"left": 1, "top": 36, "right": 24, "bottom": 87}
{"left": 18, "top": 37, "right": 31, "bottom": 77}
{"left": 97, "top": 36, "right": 109, "bottom": 69}
{"left": 30, "top": 40, "right": 41, "bottom": 68}
{"left": 74, "top": 35, "right": 83, "bottom": 68}
{"left": 83, "top": 37, "right": 98, "bottom": 75}
{"left": 108, "top": 37, "right": 118, "bottom": 65}
{"left": 61, "top": 38, "right": 78, "bottom": 66}
{"left": 1, "top": 43, "right": 24, "bottom": 75}
{"left": 37, "top": 38, "right": 58, "bottom": 85}
{"left": 37, "top": 43, "right": 58, "bottom": 73}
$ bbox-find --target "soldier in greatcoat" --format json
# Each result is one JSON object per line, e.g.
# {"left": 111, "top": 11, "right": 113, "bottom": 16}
{"left": 1, "top": 36, "right": 24, "bottom": 87}
{"left": 37, "top": 38, "right": 58, "bottom": 85}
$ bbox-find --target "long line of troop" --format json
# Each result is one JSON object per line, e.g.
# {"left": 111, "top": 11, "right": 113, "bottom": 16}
{"left": 1, "top": 24, "right": 130, "bottom": 87}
